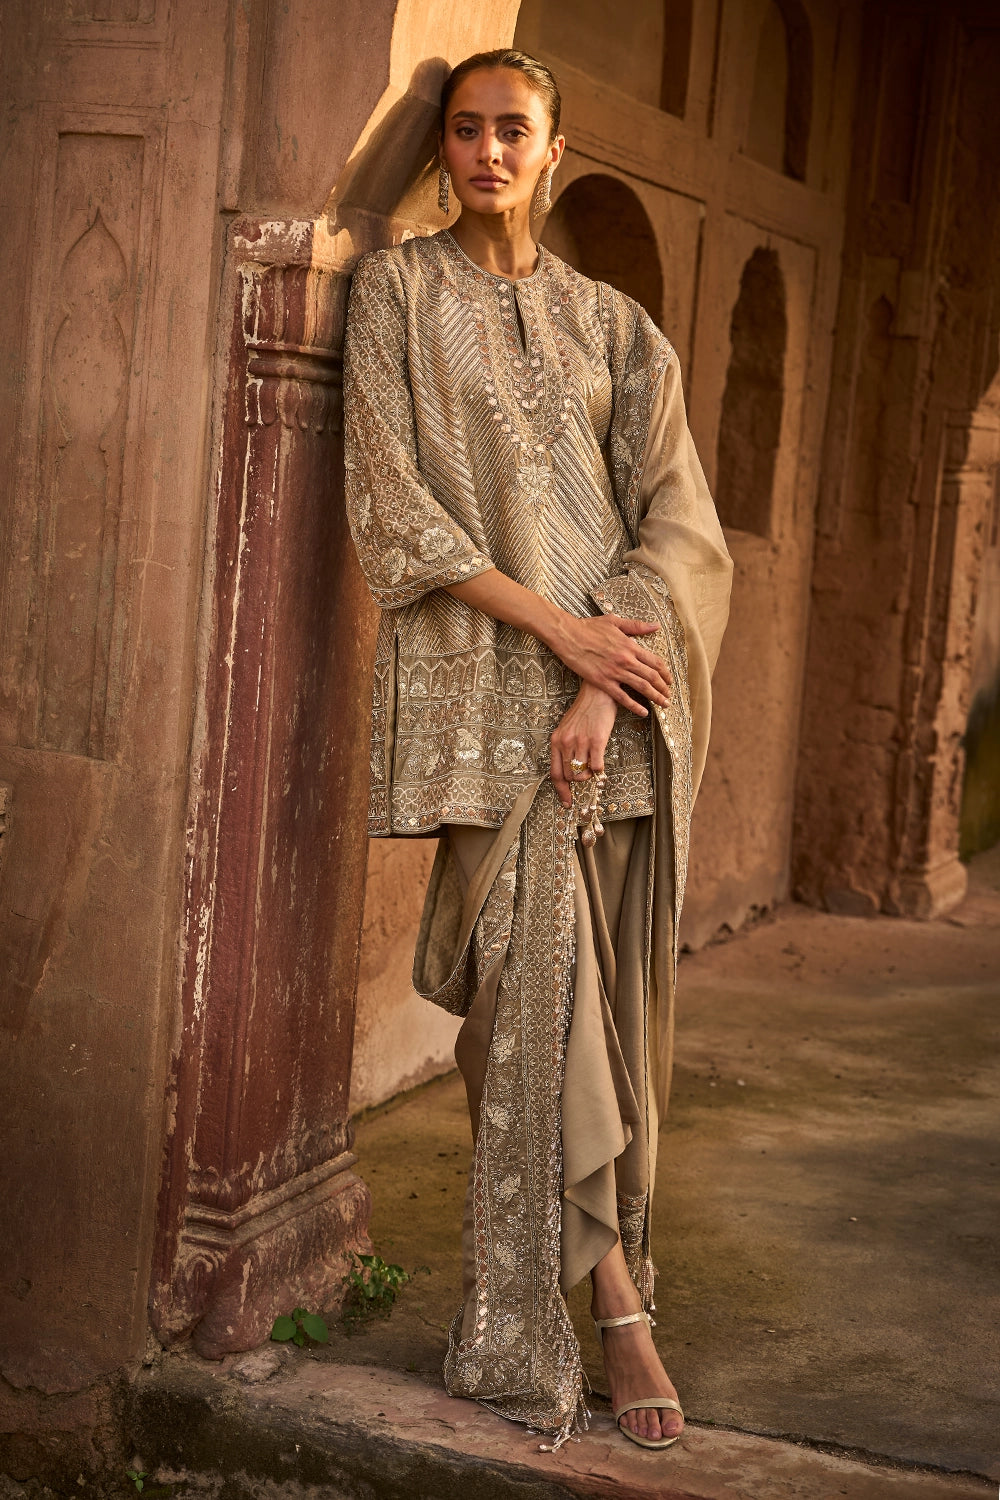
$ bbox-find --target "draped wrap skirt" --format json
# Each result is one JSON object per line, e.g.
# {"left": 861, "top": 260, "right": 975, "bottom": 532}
{"left": 412, "top": 745, "right": 678, "bottom": 1444}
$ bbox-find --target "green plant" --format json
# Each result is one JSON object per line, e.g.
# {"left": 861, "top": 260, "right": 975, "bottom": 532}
{"left": 270, "top": 1306, "right": 330, "bottom": 1348}
{"left": 126, "top": 1472, "right": 148, "bottom": 1494}
{"left": 342, "top": 1252, "right": 413, "bottom": 1324}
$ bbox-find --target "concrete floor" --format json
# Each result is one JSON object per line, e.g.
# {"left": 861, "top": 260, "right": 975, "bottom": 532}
{"left": 338, "top": 845, "right": 1000, "bottom": 1485}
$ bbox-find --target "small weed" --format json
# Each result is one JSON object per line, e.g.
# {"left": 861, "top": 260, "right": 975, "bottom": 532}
{"left": 342, "top": 1252, "right": 424, "bottom": 1326}
{"left": 126, "top": 1468, "right": 173, "bottom": 1496}
{"left": 270, "top": 1306, "right": 330, "bottom": 1348}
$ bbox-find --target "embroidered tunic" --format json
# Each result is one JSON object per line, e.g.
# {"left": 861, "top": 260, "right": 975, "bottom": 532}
{"left": 343, "top": 227, "right": 733, "bottom": 1443}
{"left": 344, "top": 229, "right": 729, "bottom": 839}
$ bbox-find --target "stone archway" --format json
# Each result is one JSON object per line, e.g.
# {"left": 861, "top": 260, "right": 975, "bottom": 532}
{"left": 715, "top": 247, "right": 787, "bottom": 537}
{"left": 541, "top": 173, "right": 664, "bottom": 326}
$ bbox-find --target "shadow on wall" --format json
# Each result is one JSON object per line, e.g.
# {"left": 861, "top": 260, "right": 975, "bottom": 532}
{"left": 959, "top": 327, "right": 1000, "bottom": 859}
{"left": 541, "top": 174, "right": 663, "bottom": 326}
{"left": 326, "top": 57, "right": 451, "bottom": 237}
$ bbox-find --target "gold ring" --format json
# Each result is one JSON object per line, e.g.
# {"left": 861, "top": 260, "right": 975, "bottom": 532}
{"left": 569, "top": 758, "right": 589, "bottom": 774}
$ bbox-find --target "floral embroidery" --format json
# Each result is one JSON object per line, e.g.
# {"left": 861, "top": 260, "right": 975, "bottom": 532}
{"left": 418, "top": 526, "right": 457, "bottom": 561}
{"left": 492, "top": 736, "right": 527, "bottom": 774}
{"left": 518, "top": 459, "right": 552, "bottom": 512}
{"left": 415, "top": 783, "right": 585, "bottom": 1442}
{"left": 454, "top": 728, "right": 484, "bottom": 764}
{"left": 384, "top": 546, "right": 407, "bottom": 584}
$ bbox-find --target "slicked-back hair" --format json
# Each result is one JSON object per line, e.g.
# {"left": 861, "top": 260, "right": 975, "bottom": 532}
{"left": 440, "top": 49, "right": 562, "bottom": 141}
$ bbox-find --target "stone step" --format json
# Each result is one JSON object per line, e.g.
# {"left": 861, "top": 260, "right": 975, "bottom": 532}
{"left": 126, "top": 1355, "right": 993, "bottom": 1500}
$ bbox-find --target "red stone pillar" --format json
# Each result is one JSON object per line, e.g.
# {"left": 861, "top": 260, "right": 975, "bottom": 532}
{"left": 150, "top": 218, "right": 376, "bottom": 1357}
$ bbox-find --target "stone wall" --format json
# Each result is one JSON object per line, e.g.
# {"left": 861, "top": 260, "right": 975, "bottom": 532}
{"left": 0, "top": 0, "right": 235, "bottom": 1405}
{"left": 350, "top": 838, "right": 460, "bottom": 1114}
{"left": 793, "top": 5, "right": 1000, "bottom": 916}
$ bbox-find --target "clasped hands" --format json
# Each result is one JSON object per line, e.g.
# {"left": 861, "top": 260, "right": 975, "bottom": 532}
{"left": 549, "top": 613, "right": 672, "bottom": 809}
{"left": 440, "top": 571, "right": 671, "bottom": 811}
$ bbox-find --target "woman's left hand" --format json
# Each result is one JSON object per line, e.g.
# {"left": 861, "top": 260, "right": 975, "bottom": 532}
{"left": 550, "top": 682, "right": 619, "bottom": 809}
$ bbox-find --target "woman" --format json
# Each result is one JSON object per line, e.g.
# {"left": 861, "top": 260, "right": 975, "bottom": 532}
{"left": 343, "top": 49, "right": 732, "bottom": 1451}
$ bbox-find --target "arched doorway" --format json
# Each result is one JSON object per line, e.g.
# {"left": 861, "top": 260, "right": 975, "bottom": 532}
{"left": 541, "top": 173, "right": 663, "bottom": 326}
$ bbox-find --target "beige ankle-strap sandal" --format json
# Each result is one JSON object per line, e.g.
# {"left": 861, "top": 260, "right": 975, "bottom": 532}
{"left": 593, "top": 1311, "right": 684, "bottom": 1450}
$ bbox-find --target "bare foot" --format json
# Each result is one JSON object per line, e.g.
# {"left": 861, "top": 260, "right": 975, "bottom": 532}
{"left": 591, "top": 1240, "right": 683, "bottom": 1444}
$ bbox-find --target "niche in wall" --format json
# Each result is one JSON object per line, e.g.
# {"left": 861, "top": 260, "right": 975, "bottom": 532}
{"left": 515, "top": 0, "right": 693, "bottom": 119}
{"left": 715, "top": 247, "right": 787, "bottom": 537}
{"left": 745, "top": 0, "right": 812, "bottom": 181}
{"left": 661, "top": 2, "right": 694, "bottom": 118}
{"left": 540, "top": 173, "right": 663, "bottom": 325}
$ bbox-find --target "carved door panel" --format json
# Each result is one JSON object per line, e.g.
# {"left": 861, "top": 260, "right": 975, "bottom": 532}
{"left": 0, "top": 0, "right": 231, "bottom": 1389}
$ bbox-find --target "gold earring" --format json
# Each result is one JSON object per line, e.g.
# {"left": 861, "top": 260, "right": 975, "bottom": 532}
{"left": 531, "top": 165, "right": 552, "bottom": 217}
{"left": 438, "top": 163, "right": 451, "bottom": 216}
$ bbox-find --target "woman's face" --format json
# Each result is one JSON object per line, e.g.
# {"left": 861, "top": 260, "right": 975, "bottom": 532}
{"left": 441, "top": 67, "right": 563, "bottom": 217}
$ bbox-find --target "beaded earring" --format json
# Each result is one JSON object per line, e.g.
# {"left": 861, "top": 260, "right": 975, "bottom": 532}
{"left": 531, "top": 165, "right": 552, "bottom": 217}
{"left": 438, "top": 162, "right": 451, "bottom": 216}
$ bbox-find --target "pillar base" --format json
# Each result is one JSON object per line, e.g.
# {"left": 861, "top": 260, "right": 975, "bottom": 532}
{"left": 887, "top": 856, "right": 968, "bottom": 920}
{"left": 160, "top": 1155, "right": 371, "bottom": 1359}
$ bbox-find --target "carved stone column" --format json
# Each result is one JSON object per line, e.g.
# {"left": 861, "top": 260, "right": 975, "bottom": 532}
{"left": 891, "top": 411, "right": 1000, "bottom": 916}
{"left": 150, "top": 219, "right": 376, "bottom": 1357}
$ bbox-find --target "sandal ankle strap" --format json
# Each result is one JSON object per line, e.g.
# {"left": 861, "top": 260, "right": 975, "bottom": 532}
{"left": 593, "top": 1310, "right": 651, "bottom": 1337}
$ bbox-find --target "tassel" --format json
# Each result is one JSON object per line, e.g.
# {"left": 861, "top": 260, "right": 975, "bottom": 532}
{"left": 539, "top": 1389, "right": 591, "bottom": 1451}
{"left": 640, "top": 1255, "right": 657, "bottom": 1314}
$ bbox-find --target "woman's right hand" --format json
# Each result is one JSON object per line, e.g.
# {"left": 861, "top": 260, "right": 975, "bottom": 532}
{"left": 548, "top": 612, "right": 672, "bottom": 716}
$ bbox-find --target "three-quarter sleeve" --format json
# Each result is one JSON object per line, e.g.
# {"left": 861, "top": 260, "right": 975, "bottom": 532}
{"left": 343, "top": 251, "right": 494, "bottom": 609}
